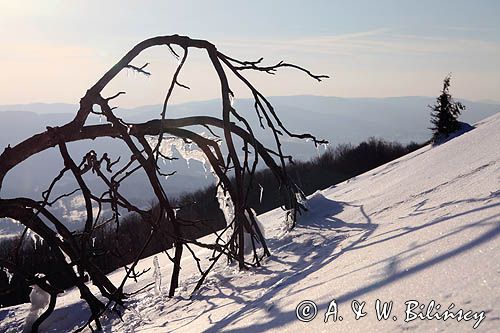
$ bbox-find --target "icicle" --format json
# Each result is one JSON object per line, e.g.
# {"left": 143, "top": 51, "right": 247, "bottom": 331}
{"left": 92, "top": 237, "right": 96, "bottom": 247}
{"left": 242, "top": 208, "right": 266, "bottom": 255}
{"left": 60, "top": 249, "right": 75, "bottom": 275}
{"left": 214, "top": 177, "right": 235, "bottom": 225}
{"left": 259, "top": 184, "right": 264, "bottom": 203}
{"left": 295, "top": 192, "right": 308, "bottom": 210}
{"left": 2, "top": 267, "right": 13, "bottom": 284}
{"left": 146, "top": 134, "right": 235, "bottom": 226}
{"left": 153, "top": 256, "right": 162, "bottom": 295}
{"left": 284, "top": 209, "right": 294, "bottom": 230}
{"left": 202, "top": 160, "right": 209, "bottom": 179}
{"left": 30, "top": 232, "right": 39, "bottom": 250}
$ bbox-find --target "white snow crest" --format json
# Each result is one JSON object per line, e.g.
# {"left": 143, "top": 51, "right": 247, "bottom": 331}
{"left": 26, "top": 230, "right": 43, "bottom": 250}
{"left": 22, "top": 285, "right": 50, "bottom": 332}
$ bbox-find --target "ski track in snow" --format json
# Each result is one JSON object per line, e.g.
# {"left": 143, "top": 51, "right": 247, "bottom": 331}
{"left": 1, "top": 113, "right": 499, "bottom": 332}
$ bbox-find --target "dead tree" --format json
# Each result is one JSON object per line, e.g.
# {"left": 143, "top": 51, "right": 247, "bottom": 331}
{"left": 0, "top": 34, "right": 327, "bottom": 331}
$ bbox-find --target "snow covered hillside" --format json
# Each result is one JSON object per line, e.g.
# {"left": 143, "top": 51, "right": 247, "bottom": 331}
{"left": 1, "top": 113, "right": 499, "bottom": 332}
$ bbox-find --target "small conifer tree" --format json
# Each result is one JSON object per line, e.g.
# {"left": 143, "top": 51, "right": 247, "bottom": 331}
{"left": 429, "top": 75, "right": 466, "bottom": 139}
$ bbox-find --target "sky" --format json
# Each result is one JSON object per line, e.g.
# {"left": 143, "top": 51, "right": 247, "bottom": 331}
{"left": 1, "top": 0, "right": 500, "bottom": 108}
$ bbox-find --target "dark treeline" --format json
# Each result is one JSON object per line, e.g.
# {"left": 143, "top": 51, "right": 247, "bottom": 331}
{"left": 0, "top": 137, "right": 424, "bottom": 307}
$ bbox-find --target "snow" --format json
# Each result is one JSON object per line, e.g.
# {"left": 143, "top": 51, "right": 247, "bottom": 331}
{"left": 1, "top": 113, "right": 499, "bottom": 332}
{"left": 22, "top": 285, "right": 50, "bottom": 333}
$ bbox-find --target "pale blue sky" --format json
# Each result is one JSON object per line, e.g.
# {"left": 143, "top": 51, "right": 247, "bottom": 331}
{"left": 1, "top": 1, "right": 500, "bottom": 107}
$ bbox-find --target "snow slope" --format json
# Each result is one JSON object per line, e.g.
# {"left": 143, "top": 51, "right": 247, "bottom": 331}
{"left": 1, "top": 113, "right": 499, "bottom": 332}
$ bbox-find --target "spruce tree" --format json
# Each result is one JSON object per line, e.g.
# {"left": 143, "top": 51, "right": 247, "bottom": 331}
{"left": 429, "top": 75, "right": 466, "bottom": 139}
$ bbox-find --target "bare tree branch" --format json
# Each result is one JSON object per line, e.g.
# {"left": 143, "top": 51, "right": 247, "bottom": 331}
{"left": 0, "top": 34, "right": 327, "bottom": 329}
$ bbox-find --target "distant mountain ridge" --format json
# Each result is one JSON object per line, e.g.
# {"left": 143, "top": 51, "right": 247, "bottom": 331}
{"left": 4, "top": 95, "right": 498, "bottom": 159}
{"left": 0, "top": 95, "right": 498, "bottom": 235}
{"left": 0, "top": 103, "right": 77, "bottom": 114}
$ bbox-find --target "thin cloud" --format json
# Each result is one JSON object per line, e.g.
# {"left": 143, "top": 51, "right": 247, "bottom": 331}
{"left": 219, "top": 29, "right": 500, "bottom": 58}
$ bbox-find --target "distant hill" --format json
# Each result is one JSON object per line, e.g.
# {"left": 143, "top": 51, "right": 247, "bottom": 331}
{"left": 2, "top": 95, "right": 497, "bottom": 155}
{"left": 0, "top": 103, "right": 77, "bottom": 114}
{"left": 0, "top": 96, "right": 498, "bottom": 233}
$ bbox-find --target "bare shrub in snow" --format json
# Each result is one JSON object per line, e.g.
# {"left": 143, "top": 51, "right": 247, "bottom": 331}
{"left": 0, "top": 35, "right": 326, "bottom": 330}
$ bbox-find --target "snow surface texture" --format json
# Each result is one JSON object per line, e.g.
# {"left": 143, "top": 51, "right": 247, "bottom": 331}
{"left": 1, "top": 114, "right": 499, "bottom": 332}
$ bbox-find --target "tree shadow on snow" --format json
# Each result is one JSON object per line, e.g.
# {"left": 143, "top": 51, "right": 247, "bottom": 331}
{"left": 187, "top": 193, "right": 379, "bottom": 332}
{"left": 197, "top": 192, "right": 499, "bottom": 332}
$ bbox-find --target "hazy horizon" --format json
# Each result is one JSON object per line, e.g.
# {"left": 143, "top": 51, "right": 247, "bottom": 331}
{"left": 1, "top": 94, "right": 500, "bottom": 113}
